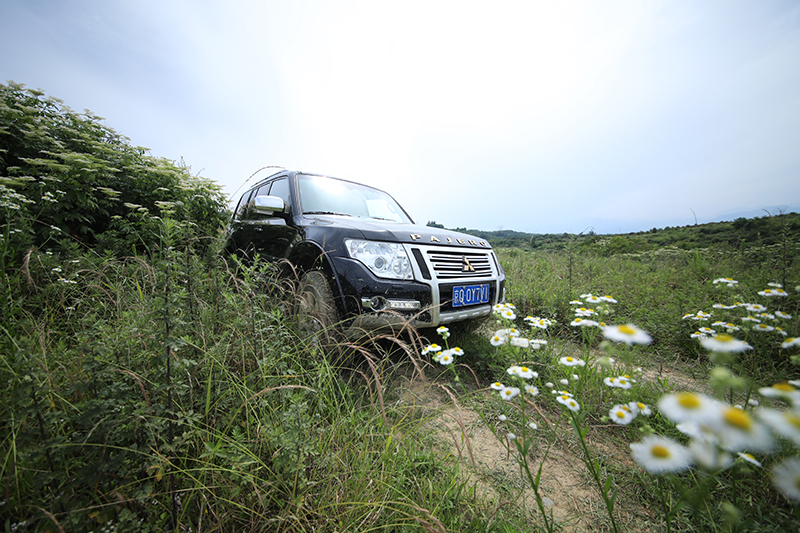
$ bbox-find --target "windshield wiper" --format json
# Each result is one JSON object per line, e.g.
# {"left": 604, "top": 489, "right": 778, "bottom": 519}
{"left": 304, "top": 211, "right": 352, "bottom": 217}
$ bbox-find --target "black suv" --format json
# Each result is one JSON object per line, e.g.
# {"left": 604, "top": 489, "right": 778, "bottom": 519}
{"left": 225, "top": 168, "right": 506, "bottom": 333}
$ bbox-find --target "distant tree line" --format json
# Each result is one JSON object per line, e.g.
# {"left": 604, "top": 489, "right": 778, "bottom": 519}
{"left": 427, "top": 212, "right": 800, "bottom": 255}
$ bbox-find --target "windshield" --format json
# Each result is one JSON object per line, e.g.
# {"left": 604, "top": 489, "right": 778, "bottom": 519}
{"left": 297, "top": 174, "right": 413, "bottom": 224}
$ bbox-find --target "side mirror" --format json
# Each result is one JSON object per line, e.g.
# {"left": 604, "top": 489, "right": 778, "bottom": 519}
{"left": 251, "top": 195, "right": 288, "bottom": 217}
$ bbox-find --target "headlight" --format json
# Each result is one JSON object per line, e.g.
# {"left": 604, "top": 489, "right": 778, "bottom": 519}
{"left": 345, "top": 239, "right": 413, "bottom": 280}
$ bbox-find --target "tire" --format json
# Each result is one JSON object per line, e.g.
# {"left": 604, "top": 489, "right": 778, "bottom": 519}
{"left": 293, "top": 270, "right": 338, "bottom": 347}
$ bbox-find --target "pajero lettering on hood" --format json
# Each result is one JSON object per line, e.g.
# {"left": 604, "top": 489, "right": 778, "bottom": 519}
{"left": 225, "top": 169, "right": 505, "bottom": 332}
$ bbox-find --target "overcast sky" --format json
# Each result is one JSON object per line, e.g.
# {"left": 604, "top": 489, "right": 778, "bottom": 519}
{"left": 2, "top": 0, "right": 799, "bottom": 234}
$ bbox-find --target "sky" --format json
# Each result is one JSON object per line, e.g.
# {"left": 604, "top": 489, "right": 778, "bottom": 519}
{"left": 1, "top": 0, "right": 799, "bottom": 235}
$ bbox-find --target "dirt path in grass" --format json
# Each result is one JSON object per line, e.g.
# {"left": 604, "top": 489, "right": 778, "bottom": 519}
{"left": 395, "top": 371, "right": 665, "bottom": 532}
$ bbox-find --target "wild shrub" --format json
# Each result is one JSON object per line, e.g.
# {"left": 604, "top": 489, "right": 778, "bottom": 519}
{"left": 0, "top": 81, "right": 228, "bottom": 258}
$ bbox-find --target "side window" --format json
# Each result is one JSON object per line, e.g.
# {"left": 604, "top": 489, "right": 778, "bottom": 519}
{"left": 234, "top": 189, "right": 255, "bottom": 220}
{"left": 268, "top": 178, "right": 291, "bottom": 210}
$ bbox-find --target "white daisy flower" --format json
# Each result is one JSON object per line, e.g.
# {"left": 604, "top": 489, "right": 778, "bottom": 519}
{"left": 498, "top": 414, "right": 507, "bottom": 421}
{"left": 699, "top": 334, "right": 752, "bottom": 353}
{"left": 490, "top": 335, "right": 506, "bottom": 347}
{"left": 757, "top": 408, "right": 800, "bottom": 446}
{"left": 658, "top": 392, "right": 723, "bottom": 424}
{"left": 630, "top": 436, "right": 693, "bottom": 475}
{"left": 707, "top": 406, "right": 774, "bottom": 453}
{"left": 775, "top": 311, "right": 792, "bottom": 320}
{"left": 422, "top": 344, "right": 442, "bottom": 355}
{"left": 570, "top": 318, "right": 599, "bottom": 327}
{"left": 559, "top": 356, "right": 586, "bottom": 367}
{"left": 759, "top": 288, "right": 789, "bottom": 297}
{"left": 490, "top": 382, "right": 505, "bottom": 390}
{"left": 609, "top": 404, "right": 636, "bottom": 425}
{"left": 509, "top": 366, "right": 539, "bottom": 379}
{"left": 524, "top": 385, "right": 539, "bottom": 396}
{"left": 689, "top": 439, "right": 732, "bottom": 470}
{"left": 599, "top": 295, "right": 617, "bottom": 303}
{"left": 510, "top": 336, "right": 530, "bottom": 348}
{"left": 753, "top": 324, "right": 775, "bottom": 333}
{"left": 528, "top": 421, "right": 538, "bottom": 430}
{"left": 500, "top": 387, "right": 521, "bottom": 401}
{"left": 559, "top": 379, "right": 569, "bottom": 386}
{"left": 713, "top": 277, "right": 738, "bottom": 285}
{"left": 502, "top": 309, "right": 517, "bottom": 320}
{"left": 772, "top": 457, "right": 800, "bottom": 502}
{"left": 781, "top": 338, "right": 800, "bottom": 349}
{"left": 737, "top": 452, "right": 762, "bottom": 467}
{"left": 602, "top": 324, "right": 653, "bottom": 345}
{"left": 759, "top": 383, "right": 800, "bottom": 405}
{"left": 556, "top": 394, "right": 580, "bottom": 411}
{"left": 628, "top": 401, "right": 652, "bottom": 416}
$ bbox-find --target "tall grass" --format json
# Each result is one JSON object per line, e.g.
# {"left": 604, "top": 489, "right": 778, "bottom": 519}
{"left": 0, "top": 223, "right": 528, "bottom": 532}
{"left": 499, "top": 245, "right": 799, "bottom": 374}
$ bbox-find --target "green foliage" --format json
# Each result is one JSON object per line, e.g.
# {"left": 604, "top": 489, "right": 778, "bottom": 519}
{"left": 439, "top": 212, "right": 800, "bottom": 255}
{"left": 0, "top": 81, "right": 228, "bottom": 258}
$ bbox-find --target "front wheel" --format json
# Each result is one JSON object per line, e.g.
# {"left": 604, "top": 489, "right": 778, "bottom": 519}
{"left": 293, "top": 270, "right": 338, "bottom": 347}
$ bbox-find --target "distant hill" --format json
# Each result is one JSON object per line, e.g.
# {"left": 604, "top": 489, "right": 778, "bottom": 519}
{"left": 427, "top": 210, "right": 800, "bottom": 254}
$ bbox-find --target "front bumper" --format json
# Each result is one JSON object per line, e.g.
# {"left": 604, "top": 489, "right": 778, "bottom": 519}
{"left": 330, "top": 243, "right": 505, "bottom": 330}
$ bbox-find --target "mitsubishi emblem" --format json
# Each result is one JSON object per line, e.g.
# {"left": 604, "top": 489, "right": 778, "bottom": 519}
{"left": 462, "top": 256, "right": 475, "bottom": 272}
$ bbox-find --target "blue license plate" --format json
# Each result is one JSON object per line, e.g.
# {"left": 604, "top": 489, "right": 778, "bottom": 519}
{"left": 452, "top": 284, "right": 490, "bottom": 307}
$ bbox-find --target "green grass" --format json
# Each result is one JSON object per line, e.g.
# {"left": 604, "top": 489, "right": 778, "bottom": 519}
{"left": 2, "top": 229, "right": 799, "bottom": 531}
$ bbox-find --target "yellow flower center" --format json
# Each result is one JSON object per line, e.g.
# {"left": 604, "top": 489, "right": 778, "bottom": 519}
{"left": 716, "top": 334, "right": 734, "bottom": 343}
{"left": 774, "top": 383, "right": 795, "bottom": 392}
{"left": 637, "top": 403, "right": 645, "bottom": 409}
{"left": 724, "top": 408, "right": 752, "bottom": 431}
{"left": 561, "top": 395, "right": 570, "bottom": 400}
{"left": 619, "top": 325, "right": 635, "bottom": 335}
{"left": 566, "top": 357, "right": 574, "bottom": 362}
{"left": 521, "top": 366, "right": 529, "bottom": 372}
{"left": 616, "top": 411, "right": 626, "bottom": 419}
{"left": 677, "top": 393, "right": 701, "bottom": 409}
{"left": 651, "top": 445, "right": 670, "bottom": 458}
{"left": 787, "top": 412, "right": 800, "bottom": 429}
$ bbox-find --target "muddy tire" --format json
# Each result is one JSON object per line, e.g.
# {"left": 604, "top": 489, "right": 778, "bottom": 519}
{"left": 293, "top": 270, "right": 338, "bottom": 347}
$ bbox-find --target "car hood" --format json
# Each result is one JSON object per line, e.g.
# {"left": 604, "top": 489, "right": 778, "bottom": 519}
{"left": 303, "top": 215, "right": 493, "bottom": 249}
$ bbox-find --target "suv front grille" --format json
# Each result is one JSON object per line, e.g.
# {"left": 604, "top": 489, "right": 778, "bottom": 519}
{"left": 425, "top": 250, "right": 493, "bottom": 280}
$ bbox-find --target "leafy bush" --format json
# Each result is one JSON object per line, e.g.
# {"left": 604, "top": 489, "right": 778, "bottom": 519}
{"left": 0, "top": 81, "right": 228, "bottom": 258}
